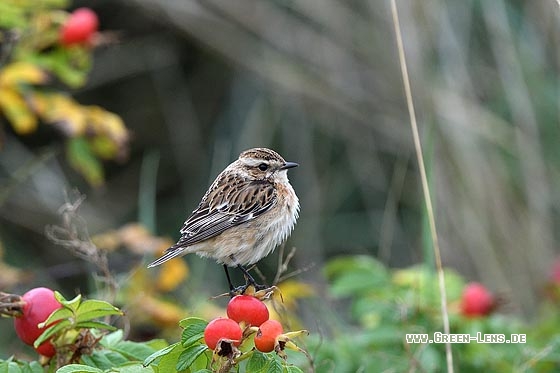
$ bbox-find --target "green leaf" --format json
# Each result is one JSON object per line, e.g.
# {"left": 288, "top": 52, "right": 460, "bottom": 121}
{"left": 75, "top": 320, "right": 118, "bottom": 331}
{"left": 80, "top": 351, "right": 128, "bottom": 370}
{"left": 77, "top": 299, "right": 122, "bottom": 319}
{"left": 34, "top": 319, "right": 71, "bottom": 347}
{"left": 111, "top": 341, "right": 158, "bottom": 361}
{"left": 56, "top": 365, "right": 103, "bottom": 373}
{"left": 180, "top": 318, "right": 207, "bottom": 348}
{"left": 110, "top": 363, "right": 154, "bottom": 373}
{"left": 246, "top": 352, "right": 272, "bottom": 373}
{"left": 284, "top": 366, "right": 304, "bottom": 373}
{"left": 76, "top": 308, "right": 123, "bottom": 324}
{"left": 23, "top": 361, "right": 43, "bottom": 373}
{"left": 100, "top": 330, "right": 124, "bottom": 348}
{"left": 267, "top": 357, "right": 284, "bottom": 373}
{"left": 178, "top": 317, "right": 208, "bottom": 329}
{"left": 66, "top": 137, "right": 104, "bottom": 187}
{"left": 147, "top": 343, "right": 184, "bottom": 372}
{"left": 143, "top": 342, "right": 179, "bottom": 367}
{"left": 7, "top": 361, "right": 22, "bottom": 373}
{"left": 39, "top": 308, "right": 74, "bottom": 328}
{"left": 175, "top": 345, "right": 207, "bottom": 371}
{"left": 55, "top": 292, "right": 81, "bottom": 309}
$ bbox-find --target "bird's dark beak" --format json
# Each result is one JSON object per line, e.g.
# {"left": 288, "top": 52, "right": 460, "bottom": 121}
{"left": 280, "top": 161, "right": 299, "bottom": 170}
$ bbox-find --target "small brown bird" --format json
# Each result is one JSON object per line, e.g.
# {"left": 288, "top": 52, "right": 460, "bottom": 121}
{"left": 148, "top": 148, "right": 299, "bottom": 291}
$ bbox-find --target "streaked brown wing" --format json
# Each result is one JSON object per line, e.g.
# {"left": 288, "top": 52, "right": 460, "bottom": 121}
{"left": 174, "top": 178, "right": 277, "bottom": 247}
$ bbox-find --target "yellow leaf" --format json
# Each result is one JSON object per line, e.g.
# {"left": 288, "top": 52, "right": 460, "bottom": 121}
{"left": 85, "top": 106, "right": 129, "bottom": 145}
{"left": 0, "top": 88, "right": 37, "bottom": 134}
{"left": 131, "top": 294, "right": 185, "bottom": 327}
{"left": 89, "top": 135, "right": 119, "bottom": 159}
{"left": 118, "top": 223, "right": 175, "bottom": 256}
{"left": 276, "top": 279, "right": 315, "bottom": 309}
{"left": 31, "top": 92, "right": 86, "bottom": 136}
{"left": 0, "top": 62, "right": 47, "bottom": 87}
{"left": 157, "top": 257, "right": 189, "bottom": 293}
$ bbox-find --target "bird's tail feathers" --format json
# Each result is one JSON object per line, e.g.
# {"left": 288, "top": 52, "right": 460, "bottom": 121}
{"left": 147, "top": 246, "right": 185, "bottom": 268}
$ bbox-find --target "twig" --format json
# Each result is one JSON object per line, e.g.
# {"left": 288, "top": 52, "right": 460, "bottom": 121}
{"left": 389, "top": 1, "right": 453, "bottom": 371}
{"left": 45, "top": 190, "right": 117, "bottom": 302}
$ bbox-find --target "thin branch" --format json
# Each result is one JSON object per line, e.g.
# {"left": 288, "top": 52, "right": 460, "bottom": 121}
{"left": 45, "top": 190, "right": 117, "bottom": 302}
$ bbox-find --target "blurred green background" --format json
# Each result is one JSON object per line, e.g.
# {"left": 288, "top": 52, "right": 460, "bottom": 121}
{"left": 1, "top": 0, "right": 560, "bottom": 367}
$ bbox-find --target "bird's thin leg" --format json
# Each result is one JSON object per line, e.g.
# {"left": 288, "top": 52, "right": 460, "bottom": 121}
{"left": 223, "top": 265, "right": 235, "bottom": 292}
{"left": 237, "top": 265, "right": 267, "bottom": 291}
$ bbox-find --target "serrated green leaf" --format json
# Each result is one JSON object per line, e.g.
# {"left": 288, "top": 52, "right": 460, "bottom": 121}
{"left": 77, "top": 299, "right": 121, "bottom": 315}
{"left": 55, "top": 364, "right": 103, "bottom": 373}
{"left": 143, "top": 342, "right": 179, "bottom": 367}
{"left": 34, "top": 319, "right": 71, "bottom": 347}
{"left": 75, "top": 320, "right": 117, "bottom": 331}
{"left": 268, "top": 357, "right": 284, "bottom": 373}
{"left": 76, "top": 308, "right": 123, "bottom": 324}
{"left": 284, "top": 365, "right": 304, "bottom": 373}
{"left": 80, "top": 351, "right": 129, "bottom": 370}
{"left": 110, "top": 363, "right": 154, "bottom": 373}
{"left": 23, "top": 361, "right": 43, "bottom": 373}
{"left": 181, "top": 319, "right": 207, "bottom": 347}
{"left": 246, "top": 351, "right": 272, "bottom": 373}
{"left": 55, "top": 292, "right": 81, "bottom": 309}
{"left": 39, "top": 308, "right": 74, "bottom": 328}
{"left": 175, "top": 345, "right": 207, "bottom": 372}
{"left": 192, "top": 370, "right": 213, "bottom": 373}
{"left": 179, "top": 317, "right": 207, "bottom": 329}
{"left": 147, "top": 343, "right": 185, "bottom": 372}
{"left": 188, "top": 349, "right": 210, "bottom": 372}
{"left": 100, "top": 330, "right": 124, "bottom": 348}
{"left": 7, "top": 361, "right": 22, "bottom": 373}
{"left": 111, "top": 341, "right": 157, "bottom": 361}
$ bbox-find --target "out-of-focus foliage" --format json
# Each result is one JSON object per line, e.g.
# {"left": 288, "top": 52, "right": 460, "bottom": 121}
{"left": 0, "top": 1, "right": 129, "bottom": 186}
{"left": 287, "top": 256, "right": 560, "bottom": 372}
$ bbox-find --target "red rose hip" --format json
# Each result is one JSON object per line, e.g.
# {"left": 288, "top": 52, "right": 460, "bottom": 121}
{"left": 254, "top": 319, "right": 283, "bottom": 353}
{"left": 227, "top": 295, "right": 269, "bottom": 326}
{"left": 203, "top": 317, "right": 243, "bottom": 350}
{"left": 13, "top": 287, "right": 62, "bottom": 357}
{"left": 460, "top": 282, "right": 495, "bottom": 317}
{"left": 60, "top": 8, "right": 99, "bottom": 45}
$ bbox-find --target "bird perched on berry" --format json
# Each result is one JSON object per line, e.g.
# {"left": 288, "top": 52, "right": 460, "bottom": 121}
{"left": 148, "top": 148, "right": 299, "bottom": 292}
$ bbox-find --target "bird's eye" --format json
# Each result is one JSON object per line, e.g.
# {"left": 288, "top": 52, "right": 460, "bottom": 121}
{"left": 258, "top": 163, "right": 269, "bottom": 171}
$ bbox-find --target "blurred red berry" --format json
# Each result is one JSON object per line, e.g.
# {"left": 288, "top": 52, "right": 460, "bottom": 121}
{"left": 13, "top": 287, "right": 62, "bottom": 357}
{"left": 254, "top": 319, "right": 283, "bottom": 353}
{"left": 227, "top": 295, "right": 269, "bottom": 327}
{"left": 203, "top": 317, "right": 242, "bottom": 350}
{"left": 60, "top": 8, "right": 99, "bottom": 46}
{"left": 460, "top": 282, "right": 495, "bottom": 317}
{"left": 550, "top": 259, "right": 560, "bottom": 284}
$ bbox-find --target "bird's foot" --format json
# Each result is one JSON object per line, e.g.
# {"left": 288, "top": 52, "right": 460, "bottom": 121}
{"left": 229, "top": 282, "right": 268, "bottom": 297}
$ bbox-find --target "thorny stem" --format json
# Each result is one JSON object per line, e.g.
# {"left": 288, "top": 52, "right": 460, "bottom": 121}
{"left": 45, "top": 190, "right": 117, "bottom": 303}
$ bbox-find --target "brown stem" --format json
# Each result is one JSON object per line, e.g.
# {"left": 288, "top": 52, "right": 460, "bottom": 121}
{"left": 0, "top": 292, "right": 25, "bottom": 317}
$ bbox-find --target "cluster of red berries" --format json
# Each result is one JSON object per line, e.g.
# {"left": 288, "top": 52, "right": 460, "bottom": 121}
{"left": 204, "top": 294, "right": 285, "bottom": 353}
{"left": 59, "top": 8, "right": 99, "bottom": 46}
